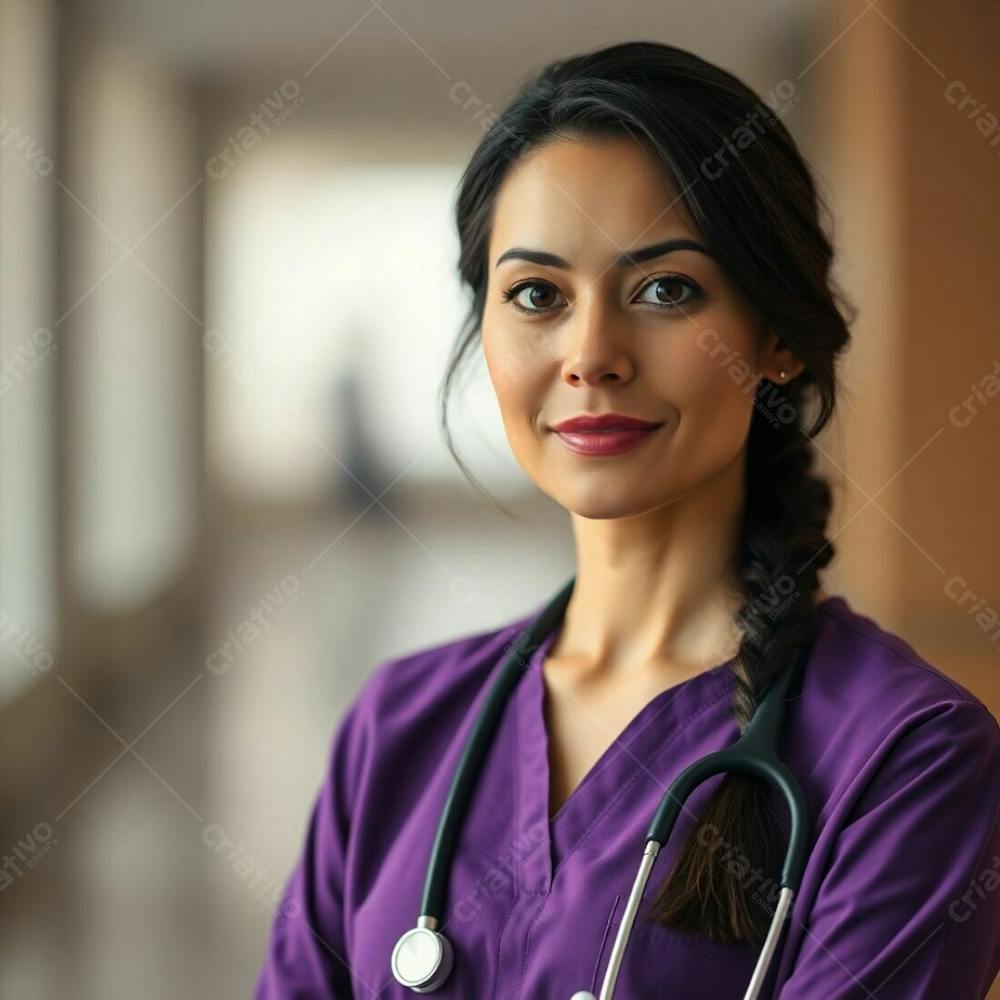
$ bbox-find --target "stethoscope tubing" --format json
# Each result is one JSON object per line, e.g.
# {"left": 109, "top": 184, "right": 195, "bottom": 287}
{"left": 393, "top": 577, "right": 815, "bottom": 999}
{"left": 594, "top": 629, "right": 815, "bottom": 1000}
{"left": 419, "top": 576, "right": 575, "bottom": 920}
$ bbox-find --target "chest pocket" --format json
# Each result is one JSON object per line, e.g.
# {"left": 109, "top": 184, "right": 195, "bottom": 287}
{"left": 592, "top": 895, "right": 761, "bottom": 1000}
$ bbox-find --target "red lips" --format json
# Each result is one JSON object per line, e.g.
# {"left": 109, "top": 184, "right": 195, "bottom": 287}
{"left": 550, "top": 413, "right": 664, "bottom": 457}
{"left": 551, "top": 413, "right": 662, "bottom": 433}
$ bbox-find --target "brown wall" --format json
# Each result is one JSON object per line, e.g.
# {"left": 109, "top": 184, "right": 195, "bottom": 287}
{"left": 817, "top": 0, "right": 1000, "bottom": 720}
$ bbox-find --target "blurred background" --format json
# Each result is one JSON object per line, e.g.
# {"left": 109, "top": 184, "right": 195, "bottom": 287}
{"left": 1, "top": 0, "right": 998, "bottom": 996}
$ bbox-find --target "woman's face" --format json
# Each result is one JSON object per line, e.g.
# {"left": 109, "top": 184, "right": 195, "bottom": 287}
{"left": 482, "top": 136, "right": 797, "bottom": 519}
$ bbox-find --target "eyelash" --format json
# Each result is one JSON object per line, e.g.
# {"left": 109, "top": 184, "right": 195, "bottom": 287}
{"left": 499, "top": 273, "right": 704, "bottom": 316}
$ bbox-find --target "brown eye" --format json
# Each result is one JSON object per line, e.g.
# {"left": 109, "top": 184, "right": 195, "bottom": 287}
{"left": 523, "top": 285, "right": 555, "bottom": 309}
{"left": 635, "top": 274, "right": 702, "bottom": 310}
{"left": 502, "top": 281, "right": 565, "bottom": 314}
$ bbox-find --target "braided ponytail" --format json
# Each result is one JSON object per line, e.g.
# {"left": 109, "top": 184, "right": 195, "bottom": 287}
{"left": 641, "top": 411, "right": 836, "bottom": 944}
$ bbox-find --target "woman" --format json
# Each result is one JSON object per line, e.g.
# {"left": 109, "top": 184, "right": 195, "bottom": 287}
{"left": 255, "top": 41, "right": 1000, "bottom": 999}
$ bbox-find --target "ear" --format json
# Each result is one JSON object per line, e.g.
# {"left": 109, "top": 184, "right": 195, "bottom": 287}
{"left": 758, "top": 329, "right": 804, "bottom": 384}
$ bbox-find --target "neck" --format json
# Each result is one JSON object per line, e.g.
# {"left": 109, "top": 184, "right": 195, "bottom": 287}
{"left": 551, "top": 453, "right": 803, "bottom": 685}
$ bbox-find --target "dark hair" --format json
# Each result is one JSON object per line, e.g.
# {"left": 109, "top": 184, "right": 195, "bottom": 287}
{"left": 440, "top": 40, "right": 853, "bottom": 946}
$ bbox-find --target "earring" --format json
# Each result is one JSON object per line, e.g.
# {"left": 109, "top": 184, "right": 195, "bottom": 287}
{"left": 778, "top": 370, "right": 787, "bottom": 380}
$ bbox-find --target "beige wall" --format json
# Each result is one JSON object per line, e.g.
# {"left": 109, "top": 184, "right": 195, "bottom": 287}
{"left": 817, "top": 0, "right": 1000, "bottom": 719}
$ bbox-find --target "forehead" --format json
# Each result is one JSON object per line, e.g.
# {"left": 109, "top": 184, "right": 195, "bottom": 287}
{"left": 488, "top": 136, "right": 697, "bottom": 269}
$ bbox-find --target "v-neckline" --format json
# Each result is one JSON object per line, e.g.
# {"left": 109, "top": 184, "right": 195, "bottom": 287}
{"left": 513, "top": 622, "right": 738, "bottom": 894}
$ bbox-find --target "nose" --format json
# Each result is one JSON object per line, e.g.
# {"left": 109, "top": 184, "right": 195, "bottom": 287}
{"left": 559, "top": 294, "right": 634, "bottom": 387}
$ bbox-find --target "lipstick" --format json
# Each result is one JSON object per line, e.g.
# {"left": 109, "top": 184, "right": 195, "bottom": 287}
{"left": 550, "top": 413, "right": 664, "bottom": 457}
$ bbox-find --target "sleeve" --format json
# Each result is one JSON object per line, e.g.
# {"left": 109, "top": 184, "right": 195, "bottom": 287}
{"left": 776, "top": 698, "right": 1000, "bottom": 999}
{"left": 253, "top": 690, "right": 372, "bottom": 999}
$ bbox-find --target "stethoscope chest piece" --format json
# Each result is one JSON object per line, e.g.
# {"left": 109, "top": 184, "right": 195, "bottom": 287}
{"left": 390, "top": 920, "right": 454, "bottom": 993}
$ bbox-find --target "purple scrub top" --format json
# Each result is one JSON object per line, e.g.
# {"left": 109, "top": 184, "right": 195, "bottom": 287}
{"left": 254, "top": 595, "right": 1000, "bottom": 998}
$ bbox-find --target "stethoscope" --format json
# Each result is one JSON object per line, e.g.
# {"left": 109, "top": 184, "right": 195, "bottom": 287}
{"left": 390, "top": 576, "right": 813, "bottom": 999}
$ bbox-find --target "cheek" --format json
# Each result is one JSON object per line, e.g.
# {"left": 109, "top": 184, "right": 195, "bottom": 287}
{"left": 638, "top": 323, "right": 758, "bottom": 479}
{"left": 482, "top": 325, "right": 548, "bottom": 432}
{"left": 649, "top": 321, "right": 758, "bottom": 421}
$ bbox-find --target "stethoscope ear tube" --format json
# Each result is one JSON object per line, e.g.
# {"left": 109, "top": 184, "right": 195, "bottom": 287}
{"left": 590, "top": 637, "right": 816, "bottom": 1000}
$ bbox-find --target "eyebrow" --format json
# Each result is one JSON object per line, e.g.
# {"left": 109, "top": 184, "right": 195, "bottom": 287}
{"left": 494, "top": 238, "right": 713, "bottom": 271}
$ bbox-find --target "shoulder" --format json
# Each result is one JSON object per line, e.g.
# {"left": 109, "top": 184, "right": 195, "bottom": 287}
{"left": 330, "top": 606, "right": 538, "bottom": 758}
{"left": 775, "top": 598, "right": 1000, "bottom": 997}
{"left": 810, "top": 594, "right": 998, "bottom": 723}
{"left": 365, "top": 610, "right": 533, "bottom": 713}
{"left": 800, "top": 595, "right": 1000, "bottom": 807}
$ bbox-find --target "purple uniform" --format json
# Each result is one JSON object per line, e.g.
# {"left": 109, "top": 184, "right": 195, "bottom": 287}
{"left": 254, "top": 595, "right": 1000, "bottom": 998}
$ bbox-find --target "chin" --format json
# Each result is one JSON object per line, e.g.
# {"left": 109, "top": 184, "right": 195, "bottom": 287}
{"left": 554, "top": 485, "right": 657, "bottom": 522}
